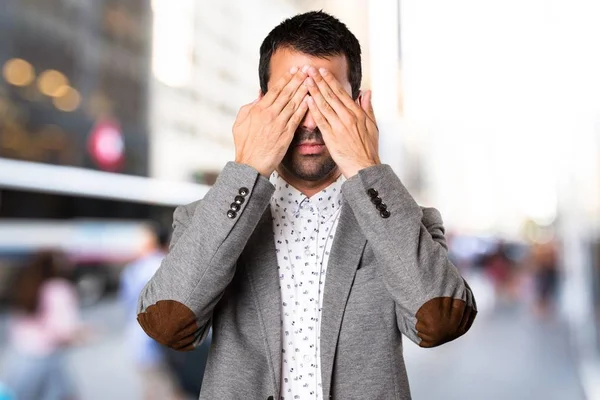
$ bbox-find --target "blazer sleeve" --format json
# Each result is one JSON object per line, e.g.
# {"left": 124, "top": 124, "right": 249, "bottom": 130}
{"left": 136, "top": 162, "right": 275, "bottom": 350}
{"left": 342, "top": 164, "right": 477, "bottom": 348}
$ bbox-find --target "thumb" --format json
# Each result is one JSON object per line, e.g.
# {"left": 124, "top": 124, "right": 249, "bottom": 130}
{"left": 360, "top": 90, "right": 376, "bottom": 122}
{"left": 236, "top": 96, "right": 259, "bottom": 121}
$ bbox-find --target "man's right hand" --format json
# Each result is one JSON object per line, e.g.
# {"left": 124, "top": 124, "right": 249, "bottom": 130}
{"left": 233, "top": 67, "right": 309, "bottom": 177}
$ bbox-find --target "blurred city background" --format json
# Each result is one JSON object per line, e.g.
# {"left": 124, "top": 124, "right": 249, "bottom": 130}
{"left": 0, "top": 0, "right": 599, "bottom": 399}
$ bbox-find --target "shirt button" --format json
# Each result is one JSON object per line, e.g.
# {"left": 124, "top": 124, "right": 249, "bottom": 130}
{"left": 304, "top": 355, "right": 312, "bottom": 362}
{"left": 305, "top": 249, "right": 311, "bottom": 256}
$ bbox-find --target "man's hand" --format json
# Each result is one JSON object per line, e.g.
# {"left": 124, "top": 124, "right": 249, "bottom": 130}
{"left": 304, "top": 67, "right": 380, "bottom": 178}
{"left": 234, "top": 67, "right": 309, "bottom": 177}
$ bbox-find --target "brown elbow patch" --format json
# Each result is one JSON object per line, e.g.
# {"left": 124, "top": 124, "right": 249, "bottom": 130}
{"left": 415, "top": 297, "right": 476, "bottom": 348}
{"left": 137, "top": 300, "right": 198, "bottom": 351}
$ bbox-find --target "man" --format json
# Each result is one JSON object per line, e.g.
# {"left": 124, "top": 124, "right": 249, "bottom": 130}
{"left": 137, "top": 11, "right": 476, "bottom": 400}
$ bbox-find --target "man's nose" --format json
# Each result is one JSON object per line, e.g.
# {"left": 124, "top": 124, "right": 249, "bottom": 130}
{"left": 300, "top": 109, "right": 317, "bottom": 131}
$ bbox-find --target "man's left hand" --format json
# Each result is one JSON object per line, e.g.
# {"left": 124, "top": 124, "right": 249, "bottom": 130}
{"left": 304, "top": 66, "right": 380, "bottom": 178}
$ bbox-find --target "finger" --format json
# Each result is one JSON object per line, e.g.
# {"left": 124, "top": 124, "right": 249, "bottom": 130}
{"left": 284, "top": 95, "right": 310, "bottom": 134}
{"left": 305, "top": 76, "right": 345, "bottom": 129}
{"left": 316, "top": 67, "right": 363, "bottom": 115}
{"left": 360, "top": 89, "right": 376, "bottom": 122}
{"left": 276, "top": 81, "right": 309, "bottom": 124}
{"left": 306, "top": 67, "right": 354, "bottom": 122}
{"left": 306, "top": 96, "right": 333, "bottom": 138}
{"left": 269, "top": 69, "right": 308, "bottom": 114}
{"left": 359, "top": 90, "right": 379, "bottom": 154}
{"left": 235, "top": 99, "right": 258, "bottom": 122}
{"left": 260, "top": 67, "right": 297, "bottom": 107}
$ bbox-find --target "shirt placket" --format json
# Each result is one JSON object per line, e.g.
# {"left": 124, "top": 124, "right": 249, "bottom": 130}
{"left": 298, "top": 199, "right": 320, "bottom": 399}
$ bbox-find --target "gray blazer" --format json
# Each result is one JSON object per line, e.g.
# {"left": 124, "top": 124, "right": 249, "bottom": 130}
{"left": 137, "top": 162, "right": 476, "bottom": 400}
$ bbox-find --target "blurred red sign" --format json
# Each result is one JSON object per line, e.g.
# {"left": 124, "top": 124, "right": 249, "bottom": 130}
{"left": 87, "top": 120, "right": 124, "bottom": 171}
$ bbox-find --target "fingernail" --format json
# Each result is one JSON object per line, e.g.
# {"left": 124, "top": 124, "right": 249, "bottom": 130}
{"left": 319, "top": 68, "right": 328, "bottom": 76}
{"left": 290, "top": 66, "right": 298, "bottom": 74}
{"left": 307, "top": 67, "right": 317, "bottom": 76}
{"left": 305, "top": 77, "right": 315, "bottom": 86}
{"left": 302, "top": 65, "right": 310, "bottom": 73}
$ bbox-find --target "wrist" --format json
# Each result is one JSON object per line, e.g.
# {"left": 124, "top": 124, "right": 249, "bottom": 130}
{"left": 341, "top": 160, "right": 379, "bottom": 178}
{"left": 234, "top": 158, "right": 273, "bottom": 178}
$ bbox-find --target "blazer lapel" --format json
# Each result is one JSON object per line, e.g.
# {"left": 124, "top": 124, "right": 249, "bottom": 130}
{"left": 320, "top": 203, "right": 367, "bottom": 398}
{"left": 243, "top": 207, "right": 283, "bottom": 396}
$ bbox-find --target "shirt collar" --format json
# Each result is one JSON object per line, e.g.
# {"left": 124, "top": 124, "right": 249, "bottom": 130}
{"left": 269, "top": 171, "right": 345, "bottom": 220}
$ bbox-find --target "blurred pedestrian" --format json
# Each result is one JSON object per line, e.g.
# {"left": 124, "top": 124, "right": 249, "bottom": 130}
{"left": 2, "top": 250, "right": 83, "bottom": 400}
{"left": 120, "top": 225, "right": 181, "bottom": 400}
{"left": 531, "top": 239, "right": 560, "bottom": 318}
{"left": 483, "top": 241, "right": 518, "bottom": 304}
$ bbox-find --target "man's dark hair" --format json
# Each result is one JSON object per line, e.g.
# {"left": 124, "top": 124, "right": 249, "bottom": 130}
{"left": 259, "top": 10, "right": 362, "bottom": 99}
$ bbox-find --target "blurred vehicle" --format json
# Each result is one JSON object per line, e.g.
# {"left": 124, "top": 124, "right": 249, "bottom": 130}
{"left": 0, "top": 158, "right": 209, "bottom": 308}
{"left": 0, "top": 219, "right": 149, "bottom": 307}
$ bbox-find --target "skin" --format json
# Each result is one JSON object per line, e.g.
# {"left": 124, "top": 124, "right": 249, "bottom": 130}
{"left": 268, "top": 48, "right": 352, "bottom": 196}
{"left": 233, "top": 47, "right": 379, "bottom": 198}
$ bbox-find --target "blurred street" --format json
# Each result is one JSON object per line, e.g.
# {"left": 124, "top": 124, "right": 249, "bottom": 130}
{"left": 0, "top": 292, "right": 587, "bottom": 400}
{"left": 405, "top": 304, "right": 586, "bottom": 400}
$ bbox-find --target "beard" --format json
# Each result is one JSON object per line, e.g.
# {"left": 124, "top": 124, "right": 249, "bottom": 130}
{"left": 280, "top": 127, "right": 337, "bottom": 182}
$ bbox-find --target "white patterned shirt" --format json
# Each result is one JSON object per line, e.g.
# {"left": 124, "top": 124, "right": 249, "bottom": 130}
{"left": 270, "top": 171, "right": 345, "bottom": 400}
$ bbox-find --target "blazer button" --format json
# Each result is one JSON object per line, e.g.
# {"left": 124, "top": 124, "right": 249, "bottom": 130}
{"left": 376, "top": 202, "right": 387, "bottom": 211}
{"left": 380, "top": 209, "right": 391, "bottom": 218}
{"left": 367, "top": 188, "right": 378, "bottom": 198}
{"left": 239, "top": 187, "right": 249, "bottom": 196}
{"left": 227, "top": 210, "right": 237, "bottom": 219}
{"left": 371, "top": 196, "right": 382, "bottom": 205}
{"left": 230, "top": 203, "right": 240, "bottom": 212}
{"left": 234, "top": 195, "right": 245, "bottom": 205}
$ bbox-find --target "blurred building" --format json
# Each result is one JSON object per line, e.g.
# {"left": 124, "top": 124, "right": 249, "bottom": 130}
{"left": 0, "top": 0, "right": 153, "bottom": 175}
{"left": 0, "top": 0, "right": 207, "bottom": 306}
{"left": 0, "top": 0, "right": 153, "bottom": 215}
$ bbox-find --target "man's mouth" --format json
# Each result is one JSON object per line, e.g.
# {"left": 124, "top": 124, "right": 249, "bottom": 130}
{"left": 295, "top": 141, "right": 324, "bottom": 147}
{"left": 296, "top": 142, "right": 325, "bottom": 155}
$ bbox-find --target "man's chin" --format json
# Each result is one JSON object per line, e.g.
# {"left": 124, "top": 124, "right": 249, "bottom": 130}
{"left": 283, "top": 155, "right": 337, "bottom": 182}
